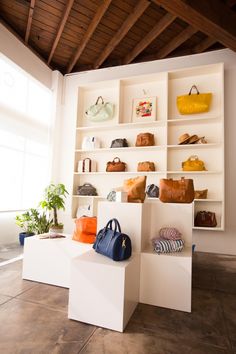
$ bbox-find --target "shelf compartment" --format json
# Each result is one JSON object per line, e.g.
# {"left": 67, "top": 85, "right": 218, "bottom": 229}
{"left": 75, "top": 145, "right": 166, "bottom": 153}
{"left": 76, "top": 120, "right": 166, "bottom": 132}
{"left": 167, "top": 171, "right": 222, "bottom": 174}
{"left": 73, "top": 171, "right": 166, "bottom": 175}
{"left": 193, "top": 226, "right": 223, "bottom": 231}
{"left": 167, "top": 143, "right": 221, "bottom": 150}
{"left": 142, "top": 246, "right": 192, "bottom": 258}
{"left": 167, "top": 116, "right": 222, "bottom": 125}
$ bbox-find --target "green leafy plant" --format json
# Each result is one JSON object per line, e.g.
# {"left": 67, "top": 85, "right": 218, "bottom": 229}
{"left": 15, "top": 208, "right": 53, "bottom": 234}
{"left": 39, "top": 183, "right": 68, "bottom": 228}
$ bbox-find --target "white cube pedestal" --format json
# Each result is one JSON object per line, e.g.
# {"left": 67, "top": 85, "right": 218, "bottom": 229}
{"left": 97, "top": 201, "right": 150, "bottom": 253}
{"left": 68, "top": 250, "right": 140, "bottom": 332}
{"left": 22, "top": 235, "right": 92, "bottom": 288}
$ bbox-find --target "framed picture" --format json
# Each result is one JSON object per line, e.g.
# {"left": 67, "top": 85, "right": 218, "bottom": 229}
{"left": 132, "top": 97, "right": 156, "bottom": 122}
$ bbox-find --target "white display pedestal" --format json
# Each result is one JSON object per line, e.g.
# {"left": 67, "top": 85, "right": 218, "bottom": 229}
{"left": 97, "top": 201, "right": 150, "bottom": 253}
{"left": 140, "top": 201, "right": 192, "bottom": 312}
{"left": 68, "top": 250, "right": 140, "bottom": 332}
{"left": 22, "top": 235, "right": 92, "bottom": 288}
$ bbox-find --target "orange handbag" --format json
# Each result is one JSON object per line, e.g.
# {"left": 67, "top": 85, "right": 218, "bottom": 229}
{"left": 73, "top": 216, "right": 97, "bottom": 244}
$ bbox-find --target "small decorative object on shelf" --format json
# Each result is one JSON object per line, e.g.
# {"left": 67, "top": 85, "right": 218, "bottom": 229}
{"left": 106, "top": 157, "right": 126, "bottom": 172}
{"left": 194, "top": 211, "right": 217, "bottom": 227}
{"left": 110, "top": 138, "right": 128, "bottom": 148}
{"left": 77, "top": 183, "right": 98, "bottom": 196}
{"left": 132, "top": 96, "right": 156, "bottom": 122}
{"left": 194, "top": 189, "right": 208, "bottom": 199}
{"left": 93, "top": 218, "right": 132, "bottom": 261}
{"left": 135, "top": 132, "right": 155, "bottom": 147}
{"left": 177, "top": 85, "right": 212, "bottom": 115}
{"left": 137, "top": 161, "right": 155, "bottom": 172}
{"left": 85, "top": 96, "right": 114, "bottom": 122}
{"left": 77, "top": 158, "right": 96, "bottom": 172}
{"left": 107, "top": 189, "right": 128, "bottom": 202}
{"left": 182, "top": 155, "right": 206, "bottom": 171}
{"left": 178, "top": 133, "right": 206, "bottom": 145}
{"left": 159, "top": 177, "right": 194, "bottom": 203}
{"left": 82, "top": 136, "right": 100, "bottom": 150}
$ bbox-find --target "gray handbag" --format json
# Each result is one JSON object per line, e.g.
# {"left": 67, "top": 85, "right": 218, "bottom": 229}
{"left": 146, "top": 184, "right": 159, "bottom": 198}
{"left": 77, "top": 183, "right": 98, "bottom": 196}
{"left": 110, "top": 138, "right": 128, "bottom": 148}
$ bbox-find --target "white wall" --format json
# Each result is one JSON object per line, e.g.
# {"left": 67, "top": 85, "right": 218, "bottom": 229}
{"left": 59, "top": 48, "right": 236, "bottom": 255}
{"left": 0, "top": 24, "right": 54, "bottom": 244}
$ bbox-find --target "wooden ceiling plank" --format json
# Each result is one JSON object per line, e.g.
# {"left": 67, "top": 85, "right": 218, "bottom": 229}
{"left": 47, "top": 0, "right": 75, "bottom": 64}
{"left": 25, "top": 0, "right": 36, "bottom": 43}
{"left": 94, "top": 0, "right": 150, "bottom": 69}
{"left": 123, "top": 12, "right": 176, "bottom": 64}
{"left": 157, "top": 25, "right": 197, "bottom": 59}
{"left": 66, "top": 0, "right": 112, "bottom": 73}
{"left": 152, "top": 0, "right": 236, "bottom": 52}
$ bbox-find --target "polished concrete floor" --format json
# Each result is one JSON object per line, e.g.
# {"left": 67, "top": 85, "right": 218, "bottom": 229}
{"left": 0, "top": 243, "right": 23, "bottom": 264}
{"left": 0, "top": 252, "right": 235, "bottom": 354}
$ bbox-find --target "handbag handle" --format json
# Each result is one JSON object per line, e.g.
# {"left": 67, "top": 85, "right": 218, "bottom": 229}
{"left": 188, "top": 85, "right": 199, "bottom": 95}
{"left": 95, "top": 96, "right": 104, "bottom": 105}
{"left": 113, "top": 157, "right": 121, "bottom": 163}
{"left": 188, "top": 155, "right": 199, "bottom": 161}
{"left": 105, "top": 218, "right": 121, "bottom": 234}
{"left": 81, "top": 183, "right": 93, "bottom": 187}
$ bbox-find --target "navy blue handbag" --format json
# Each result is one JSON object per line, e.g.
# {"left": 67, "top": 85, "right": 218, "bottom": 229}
{"left": 93, "top": 218, "right": 132, "bottom": 261}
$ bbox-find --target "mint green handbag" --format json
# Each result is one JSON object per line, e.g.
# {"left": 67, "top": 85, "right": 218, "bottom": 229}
{"left": 85, "top": 96, "right": 114, "bottom": 122}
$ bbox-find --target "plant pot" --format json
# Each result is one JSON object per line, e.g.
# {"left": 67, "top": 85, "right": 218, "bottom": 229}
{"left": 19, "top": 232, "right": 35, "bottom": 246}
{"left": 49, "top": 225, "right": 64, "bottom": 235}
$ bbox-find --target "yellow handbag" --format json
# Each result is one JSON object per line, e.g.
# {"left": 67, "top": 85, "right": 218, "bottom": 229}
{"left": 177, "top": 85, "right": 212, "bottom": 115}
{"left": 182, "top": 155, "right": 206, "bottom": 171}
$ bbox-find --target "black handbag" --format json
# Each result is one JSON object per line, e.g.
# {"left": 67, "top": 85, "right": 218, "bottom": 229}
{"left": 146, "top": 184, "right": 159, "bottom": 198}
{"left": 77, "top": 183, "right": 98, "bottom": 196}
{"left": 93, "top": 219, "right": 132, "bottom": 261}
{"left": 110, "top": 138, "right": 128, "bottom": 148}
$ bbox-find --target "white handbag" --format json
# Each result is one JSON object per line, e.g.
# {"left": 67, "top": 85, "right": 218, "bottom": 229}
{"left": 82, "top": 136, "right": 100, "bottom": 150}
{"left": 77, "top": 158, "right": 96, "bottom": 172}
{"left": 76, "top": 204, "right": 93, "bottom": 218}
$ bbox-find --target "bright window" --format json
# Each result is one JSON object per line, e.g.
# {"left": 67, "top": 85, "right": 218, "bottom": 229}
{"left": 0, "top": 55, "right": 53, "bottom": 211}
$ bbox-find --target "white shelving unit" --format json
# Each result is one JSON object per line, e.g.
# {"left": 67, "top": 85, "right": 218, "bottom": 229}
{"left": 72, "top": 63, "right": 224, "bottom": 231}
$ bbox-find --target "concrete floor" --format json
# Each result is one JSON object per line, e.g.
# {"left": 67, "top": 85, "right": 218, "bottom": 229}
{"left": 0, "top": 252, "right": 235, "bottom": 354}
{"left": 0, "top": 243, "right": 23, "bottom": 263}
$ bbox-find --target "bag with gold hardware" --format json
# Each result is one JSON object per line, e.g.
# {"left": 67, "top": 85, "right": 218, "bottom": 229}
{"left": 177, "top": 85, "right": 212, "bottom": 115}
{"left": 194, "top": 189, "right": 208, "bottom": 199}
{"left": 182, "top": 155, "right": 206, "bottom": 171}
{"left": 123, "top": 176, "right": 147, "bottom": 203}
{"left": 135, "top": 133, "right": 155, "bottom": 147}
{"left": 93, "top": 218, "right": 132, "bottom": 261}
{"left": 106, "top": 157, "right": 126, "bottom": 172}
{"left": 137, "top": 161, "right": 155, "bottom": 172}
{"left": 159, "top": 177, "right": 194, "bottom": 203}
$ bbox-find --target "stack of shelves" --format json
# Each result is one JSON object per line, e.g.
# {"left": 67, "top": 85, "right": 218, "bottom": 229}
{"left": 72, "top": 63, "right": 224, "bottom": 231}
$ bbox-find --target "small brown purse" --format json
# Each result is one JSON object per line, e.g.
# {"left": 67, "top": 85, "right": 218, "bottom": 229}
{"left": 194, "top": 211, "right": 217, "bottom": 227}
{"left": 106, "top": 157, "right": 126, "bottom": 172}
{"left": 137, "top": 161, "right": 155, "bottom": 172}
{"left": 135, "top": 133, "right": 154, "bottom": 147}
{"left": 159, "top": 177, "right": 194, "bottom": 203}
{"left": 194, "top": 189, "right": 208, "bottom": 199}
{"left": 123, "top": 176, "right": 147, "bottom": 203}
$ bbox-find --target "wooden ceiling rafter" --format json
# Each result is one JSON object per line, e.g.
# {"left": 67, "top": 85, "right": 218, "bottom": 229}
{"left": 152, "top": 0, "right": 236, "bottom": 52}
{"left": 66, "top": 0, "right": 112, "bottom": 74}
{"left": 123, "top": 12, "right": 176, "bottom": 65}
{"left": 47, "top": 0, "right": 75, "bottom": 64}
{"left": 25, "top": 0, "right": 36, "bottom": 43}
{"left": 94, "top": 0, "right": 150, "bottom": 69}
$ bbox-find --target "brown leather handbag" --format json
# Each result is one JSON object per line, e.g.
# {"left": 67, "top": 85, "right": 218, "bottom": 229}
{"left": 137, "top": 161, "right": 155, "bottom": 171}
{"left": 194, "top": 189, "right": 208, "bottom": 199}
{"left": 194, "top": 211, "right": 217, "bottom": 227}
{"left": 106, "top": 157, "right": 126, "bottom": 172}
{"left": 123, "top": 176, "right": 146, "bottom": 203}
{"left": 159, "top": 177, "right": 194, "bottom": 203}
{"left": 135, "top": 133, "right": 154, "bottom": 147}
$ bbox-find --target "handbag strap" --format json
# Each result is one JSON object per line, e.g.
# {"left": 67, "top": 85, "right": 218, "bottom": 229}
{"left": 82, "top": 158, "right": 91, "bottom": 172}
{"left": 105, "top": 218, "right": 121, "bottom": 234}
{"left": 113, "top": 157, "right": 121, "bottom": 163}
{"left": 95, "top": 96, "right": 104, "bottom": 105}
{"left": 188, "top": 155, "right": 199, "bottom": 161}
{"left": 188, "top": 85, "right": 199, "bottom": 95}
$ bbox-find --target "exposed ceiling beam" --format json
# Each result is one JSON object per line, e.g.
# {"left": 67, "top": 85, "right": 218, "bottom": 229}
{"left": 123, "top": 12, "right": 176, "bottom": 64}
{"left": 152, "top": 0, "right": 236, "bottom": 52}
{"left": 157, "top": 25, "right": 197, "bottom": 59}
{"left": 47, "top": 0, "right": 75, "bottom": 65}
{"left": 25, "top": 0, "right": 35, "bottom": 43}
{"left": 94, "top": 0, "right": 150, "bottom": 69}
{"left": 66, "top": 0, "right": 112, "bottom": 73}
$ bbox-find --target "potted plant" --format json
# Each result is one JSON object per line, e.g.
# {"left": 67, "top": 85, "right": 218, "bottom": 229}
{"left": 39, "top": 183, "right": 68, "bottom": 234}
{"left": 15, "top": 208, "right": 53, "bottom": 245}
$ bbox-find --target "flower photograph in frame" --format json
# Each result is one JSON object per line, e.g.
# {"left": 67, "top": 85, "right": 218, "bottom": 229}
{"left": 132, "top": 96, "right": 156, "bottom": 123}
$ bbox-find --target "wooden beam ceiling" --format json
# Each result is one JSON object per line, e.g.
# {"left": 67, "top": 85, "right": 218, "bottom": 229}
{"left": 47, "top": 0, "right": 75, "bottom": 65}
{"left": 152, "top": 0, "right": 236, "bottom": 52}
{"left": 123, "top": 12, "right": 176, "bottom": 65}
{"left": 94, "top": 0, "right": 150, "bottom": 69}
{"left": 66, "top": 0, "right": 112, "bottom": 74}
{"left": 25, "top": 0, "right": 35, "bottom": 43}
